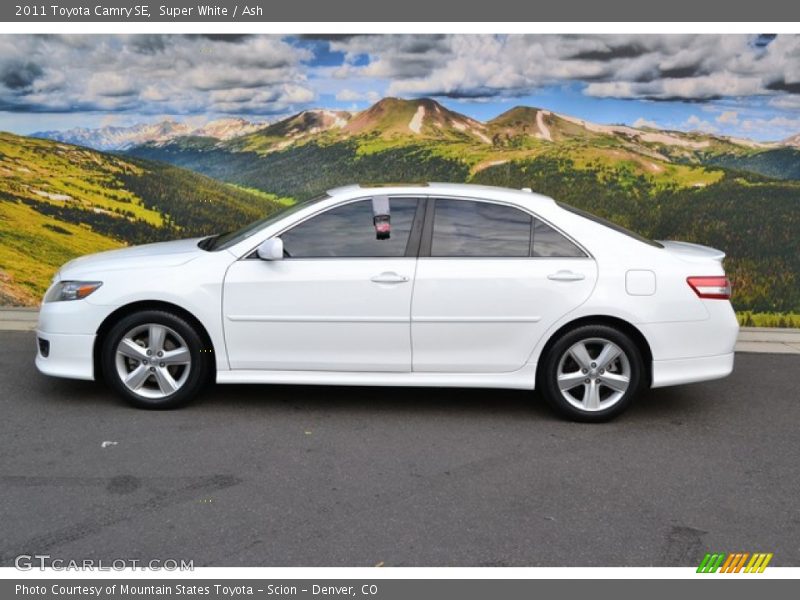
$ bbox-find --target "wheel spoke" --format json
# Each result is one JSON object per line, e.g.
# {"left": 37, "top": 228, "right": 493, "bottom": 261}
{"left": 568, "top": 342, "right": 592, "bottom": 370}
{"left": 153, "top": 366, "right": 178, "bottom": 395}
{"left": 600, "top": 372, "right": 629, "bottom": 393}
{"left": 582, "top": 380, "right": 601, "bottom": 410}
{"left": 148, "top": 325, "right": 167, "bottom": 353}
{"left": 124, "top": 364, "right": 151, "bottom": 391}
{"left": 161, "top": 346, "right": 190, "bottom": 365}
{"left": 595, "top": 342, "right": 622, "bottom": 371}
{"left": 558, "top": 370, "right": 586, "bottom": 391}
{"left": 117, "top": 338, "right": 148, "bottom": 361}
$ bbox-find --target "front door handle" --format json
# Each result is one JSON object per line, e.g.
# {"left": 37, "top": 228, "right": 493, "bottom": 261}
{"left": 370, "top": 272, "right": 410, "bottom": 284}
{"left": 547, "top": 270, "right": 586, "bottom": 282}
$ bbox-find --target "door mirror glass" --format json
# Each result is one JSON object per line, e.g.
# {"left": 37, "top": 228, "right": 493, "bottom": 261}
{"left": 256, "top": 237, "right": 284, "bottom": 261}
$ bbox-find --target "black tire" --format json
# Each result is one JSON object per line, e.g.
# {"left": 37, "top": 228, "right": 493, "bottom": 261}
{"left": 101, "top": 310, "right": 211, "bottom": 409}
{"left": 538, "top": 324, "right": 644, "bottom": 422}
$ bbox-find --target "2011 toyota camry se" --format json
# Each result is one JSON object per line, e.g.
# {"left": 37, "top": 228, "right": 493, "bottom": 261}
{"left": 35, "top": 183, "right": 738, "bottom": 421}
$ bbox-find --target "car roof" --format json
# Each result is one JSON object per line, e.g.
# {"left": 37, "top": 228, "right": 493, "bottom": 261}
{"left": 326, "top": 182, "right": 556, "bottom": 207}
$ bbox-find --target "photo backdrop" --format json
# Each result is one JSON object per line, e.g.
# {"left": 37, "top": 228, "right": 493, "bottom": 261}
{"left": 0, "top": 34, "right": 798, "bottom": 320}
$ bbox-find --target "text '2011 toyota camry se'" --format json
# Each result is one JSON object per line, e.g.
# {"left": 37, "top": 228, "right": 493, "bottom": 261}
{"left": 35, "top": 183, "right": 738, "bottom": 421}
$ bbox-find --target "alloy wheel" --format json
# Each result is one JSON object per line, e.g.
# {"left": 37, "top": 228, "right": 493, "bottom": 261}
{"left": 114, "top": 323, "right": 192, "bottom": 399}
{"left": 556, "top": 337, "right": 631, "bottom": 412}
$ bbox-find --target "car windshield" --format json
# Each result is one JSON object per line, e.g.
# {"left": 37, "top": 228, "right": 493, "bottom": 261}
{"left": 557, "top": 202, "right": 664, "bottom": 249}
{"left": 202, "top": 194, "right": 330, "bottom": 251}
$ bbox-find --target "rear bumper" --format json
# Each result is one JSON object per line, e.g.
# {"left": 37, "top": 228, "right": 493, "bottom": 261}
{"left": 35, "top": 330, "right": 95, "bottom": 380}
{"left": 638, "top": 302, "right": 739, "bottom": 362}
{"left": 651, "top": 352, "right": 734, "bottom": 388}
{"left": 641, "top": 301, "right": 738, "bottom": 389}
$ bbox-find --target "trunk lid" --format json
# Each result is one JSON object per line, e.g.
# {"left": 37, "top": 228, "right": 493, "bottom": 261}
{"left": 658, "top": 240, "right": 726, "bottom": 263}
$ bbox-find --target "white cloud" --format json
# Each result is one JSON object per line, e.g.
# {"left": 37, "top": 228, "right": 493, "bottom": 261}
{"left": 585, "top": 74, "right": 765, "bottom": 101}
{"left": 740, "top": 115, "right": 800, "bottom": 136}
{"left": 335, "top": 88, "right": 383, "bottom": 103}
{"left": 0, "top": 34, "right": 314, "bottom": 115}
{"left": 335, "top": 89, "right": 366, "bottom": 101}
{"left": 633, "top": 117, "right": 659, "bottom": 129}
{"left": 330, "top": 34, "right": 800, "bottom": 104}
{"left": 768, "top": 95, "right": 800, "bottom": 109}
{"left": 684, "top": 114, "right": 718, "bottom": 133}
{"left": 3, "top": 32, "right": 800, "bottom": 139}
{"left": 87, "top": 72, "right": 136, "bottom": 98}
{"left": 716, "top": 110, "right": 739, "bottom": 125}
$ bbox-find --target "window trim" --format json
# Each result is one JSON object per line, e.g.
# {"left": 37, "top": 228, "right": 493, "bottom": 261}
{"left": 246, "top": 195, "right": 426, "bottom": 261}
{"left": 418, "top": 196, "right": 591, "bottom": 260}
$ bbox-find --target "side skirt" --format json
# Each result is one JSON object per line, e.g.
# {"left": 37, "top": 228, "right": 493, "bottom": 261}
{"left": 216, "top": 364, "right": 538, "bottom": 390}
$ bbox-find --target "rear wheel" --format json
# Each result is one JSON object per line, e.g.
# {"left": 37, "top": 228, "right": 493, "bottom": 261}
{"left": 539, "top": 325, "right": 644, "bottom": 422}
{"left": 101, "top": 310, "right": 210, "bottom": 409}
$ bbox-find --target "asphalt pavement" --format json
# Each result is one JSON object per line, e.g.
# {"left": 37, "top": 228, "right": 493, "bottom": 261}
{"left": 1, "top": 330, "right": 798, "bottom": 567}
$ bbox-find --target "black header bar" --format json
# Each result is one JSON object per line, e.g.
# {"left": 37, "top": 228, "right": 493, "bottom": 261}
{"left": 2, "top": 0, "right": 800, "bottom": 23}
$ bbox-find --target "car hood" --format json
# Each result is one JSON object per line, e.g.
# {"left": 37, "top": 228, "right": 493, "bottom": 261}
{"left": 58, "top": 237, "right": 207, "bottom": 279}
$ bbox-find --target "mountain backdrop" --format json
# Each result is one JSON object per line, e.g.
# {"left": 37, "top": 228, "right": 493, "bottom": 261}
{"left": 5, "top": 97, "right": 800, "bottom": 316}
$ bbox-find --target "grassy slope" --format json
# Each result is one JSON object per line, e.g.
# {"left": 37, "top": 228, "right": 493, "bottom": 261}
{"left": 0, "top": 132, "right": 285, "bottom": 305}
{"left": 0, "top": 196, "right": 119, "bottom": 305}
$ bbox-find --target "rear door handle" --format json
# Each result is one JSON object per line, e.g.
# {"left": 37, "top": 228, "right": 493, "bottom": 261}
{"left": 370, "top": 271, "right": 410, "bottom": 284}
{"left": 547, "top": 270, "right": 586, "bottom": 282}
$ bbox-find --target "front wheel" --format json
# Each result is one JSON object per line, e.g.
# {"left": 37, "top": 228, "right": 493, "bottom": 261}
{"left": 101, "top": 310, "right": 210, "bottom": 409}
{"left": 538, "top": 325, "right": 644, "bottom": 422}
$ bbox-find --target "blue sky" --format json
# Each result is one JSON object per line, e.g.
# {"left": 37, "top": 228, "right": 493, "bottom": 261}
{"left": 1, "top": 34, "right": 799, "bottom": 141}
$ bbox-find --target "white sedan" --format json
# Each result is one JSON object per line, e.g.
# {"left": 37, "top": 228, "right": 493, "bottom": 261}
{"left": 35, "top": 183, "right": 738, "bottom": 421}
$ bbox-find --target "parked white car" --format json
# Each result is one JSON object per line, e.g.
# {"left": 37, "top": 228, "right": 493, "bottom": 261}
{"left": 35, "top": 183, "right": 738, "bottom": 421}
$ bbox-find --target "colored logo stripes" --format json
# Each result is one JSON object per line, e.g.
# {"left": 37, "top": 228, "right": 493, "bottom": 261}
{"left": 697, "top": 552, "right": 773, "bottom": 573}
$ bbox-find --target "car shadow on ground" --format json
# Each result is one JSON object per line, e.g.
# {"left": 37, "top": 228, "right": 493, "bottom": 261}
{"left": 29, "top": 366, "right": 707, "bottom": 424}
{"left": 197, "top": 381, "right": 705, "bottom": 423}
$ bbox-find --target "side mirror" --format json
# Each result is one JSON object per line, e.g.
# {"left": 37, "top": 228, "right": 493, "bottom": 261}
{"left": 256, "top": 237, "right": 284, "bottom": 261}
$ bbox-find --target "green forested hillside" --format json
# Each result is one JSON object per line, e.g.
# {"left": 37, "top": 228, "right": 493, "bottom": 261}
{"left": 131, "top": 139, "right": 471, "bottom": 200}
{"left": 702, "top": 147, "right": 800, "bottom": 180}
{"left": 0, "top": 132, "right": 285, "bottom": 305}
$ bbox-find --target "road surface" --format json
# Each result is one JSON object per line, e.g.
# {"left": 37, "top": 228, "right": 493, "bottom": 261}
{"left": 1, "top": 331, "right": 798, "bottom": 567}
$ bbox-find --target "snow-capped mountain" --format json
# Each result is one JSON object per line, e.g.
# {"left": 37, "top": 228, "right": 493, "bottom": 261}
{"left": 190, "top": 118, "right": 267, "bottom": 141}
{"left": 782, "top": 133, "right": 800, "bottom": 147}
{"left": 33, "top": 118, "right": 266, "bottom": 151}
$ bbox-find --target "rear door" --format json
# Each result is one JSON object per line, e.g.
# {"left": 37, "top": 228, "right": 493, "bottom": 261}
{"left": 411, "top": 197, "right": 597, "bottom": 373}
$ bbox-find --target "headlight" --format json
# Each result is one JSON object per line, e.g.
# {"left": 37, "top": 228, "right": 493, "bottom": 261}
{"left": 43, "top": 281, "right": 103, "bottom": 303}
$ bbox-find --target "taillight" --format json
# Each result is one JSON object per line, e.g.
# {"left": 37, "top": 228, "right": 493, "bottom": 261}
{"left": 687, "top": 276, "right": 732, "bottom": 300}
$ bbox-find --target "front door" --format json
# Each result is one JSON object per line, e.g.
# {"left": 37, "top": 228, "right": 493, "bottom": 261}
{"left": 223, "top": 197, "right": 422, "bottom": 371}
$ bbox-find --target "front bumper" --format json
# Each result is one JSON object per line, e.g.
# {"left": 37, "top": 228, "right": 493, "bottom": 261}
{"left": 35, "top": 330, "right": 96, "bottom": 380}
{"left": 34, "top": 298, "right": 115, "bottom": 381}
